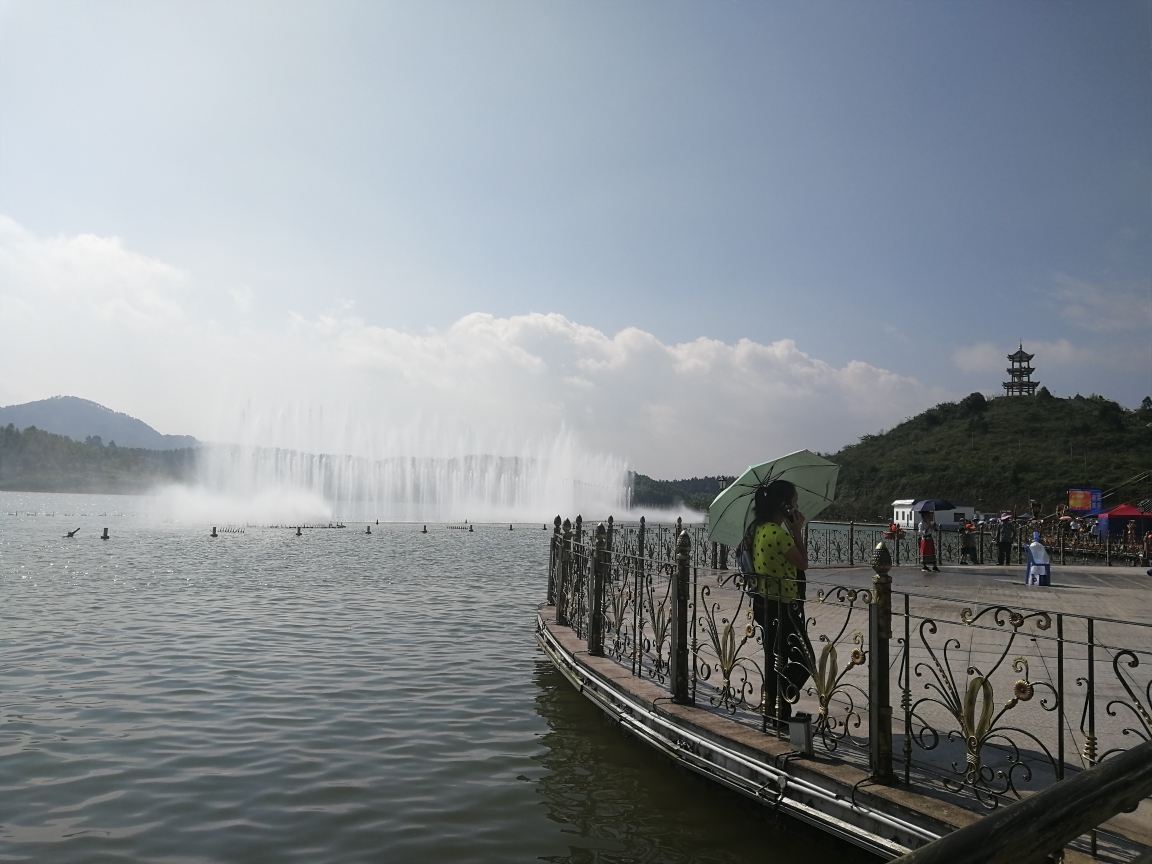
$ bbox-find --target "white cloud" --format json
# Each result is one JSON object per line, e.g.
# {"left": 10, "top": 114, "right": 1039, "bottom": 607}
{"left": 0, "top": 215, "right": 188, "bottom": 328}
{"left": 952, "top": 342, "right": 1002, "bottom": 374}
{"left": 1052, "top": 273, "right": 1152, "bottom": 333}
{"left": 0, "top": 216, "right": 946, "bottom": 477}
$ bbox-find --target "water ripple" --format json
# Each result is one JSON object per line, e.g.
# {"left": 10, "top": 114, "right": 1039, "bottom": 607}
{"left": 1, "top": 505, "right": 865, "bottom": 863}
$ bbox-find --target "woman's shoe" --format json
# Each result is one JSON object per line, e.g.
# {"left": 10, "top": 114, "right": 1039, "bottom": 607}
{"left": 932, "top": 567, "right": 940, "bottom": 572}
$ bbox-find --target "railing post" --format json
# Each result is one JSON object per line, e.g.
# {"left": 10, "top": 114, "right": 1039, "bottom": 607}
{"left": 869, "top": 541, "right": 894, "bottom": 783}
{"left": 606, "top": 515, "right": 614, "bottom": 553}
{"left": 547, "top": 515, "right": 561, "bottom": 605}
{"left": 1105, "top": 533, "right": 1111, "bottom": 566}
{"left": 557, "top": 518, "right": 573, "bottom": 626}
{"left": 575, "top": 514, "right": 583, "bottom": 546}
{"left": 719, "top": 544, "right": 728, "bottom": 569}
{"left": 849, "top": 521, "right": 855, "bottom": 566}
{"left": 670, "top": 529, "right": 692, "bottom": 705}
{"left": 633, "top": 516, "right": 646, "bottom": 676}
{"left": 588, "top": 523, "right": 607, "bottom": 656}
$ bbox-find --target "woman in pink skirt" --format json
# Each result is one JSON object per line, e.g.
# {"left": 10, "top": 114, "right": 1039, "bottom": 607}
{"left": 918, "top": 512, "right": 940, "bottom": 572}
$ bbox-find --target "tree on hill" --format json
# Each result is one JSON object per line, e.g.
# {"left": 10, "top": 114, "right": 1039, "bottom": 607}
{"left": 630, "top": 473, "right": 733, "bottom": 511}
{"left": 0, "top": 424, "right": 196, "bottom": 494}
{"left": 821, "top": 392, "right": 1152, "bottom": 521}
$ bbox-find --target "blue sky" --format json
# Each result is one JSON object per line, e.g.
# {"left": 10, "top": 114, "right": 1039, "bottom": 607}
{"left": 0, "top": 1, "right": 1148, "bottom": 476}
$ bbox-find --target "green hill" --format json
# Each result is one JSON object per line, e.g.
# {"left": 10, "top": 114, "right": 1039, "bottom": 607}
{"left": 635, "top": 390, "right": 1152, "bottom": 522}
{"left": 823, "top": 389, "right": 1152, "bottom": 521}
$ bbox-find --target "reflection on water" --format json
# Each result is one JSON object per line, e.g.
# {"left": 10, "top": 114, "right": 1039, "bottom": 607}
{"left": 531, "top": 663, "right": 869, "bottom": 864}
{"left": 0, "top": 492, "right": 873, "bottom": 863}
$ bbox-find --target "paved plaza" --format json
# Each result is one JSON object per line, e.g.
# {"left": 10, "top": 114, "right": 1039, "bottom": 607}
{"left": 815, "top": 561, "right": 1152, "bottom": 624}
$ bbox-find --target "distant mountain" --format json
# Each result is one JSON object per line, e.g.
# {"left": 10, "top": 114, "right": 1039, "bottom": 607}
{"left": 0, "top": 396, "right": 198, "bottom": 451}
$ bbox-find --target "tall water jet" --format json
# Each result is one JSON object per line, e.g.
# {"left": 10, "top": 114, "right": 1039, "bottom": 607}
{"left": 164, "top": 406, "right": 630, "bottom": 523}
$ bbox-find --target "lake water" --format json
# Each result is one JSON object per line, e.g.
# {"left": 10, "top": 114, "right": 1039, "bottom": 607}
{"left": 0, "top": 492, "right": 863, "bottom": 863}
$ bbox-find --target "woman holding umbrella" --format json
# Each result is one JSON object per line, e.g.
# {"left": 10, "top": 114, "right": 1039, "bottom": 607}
{"left": 918, "top": 511, "right": 940, "bottom": 573}
{"left": 746, "top": 479, "right": 814, "bottom": 724}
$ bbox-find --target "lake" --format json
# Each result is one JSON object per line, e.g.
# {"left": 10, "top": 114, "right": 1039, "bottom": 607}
{"left": 0, "top": 492, "right": 863, "bottom": 863}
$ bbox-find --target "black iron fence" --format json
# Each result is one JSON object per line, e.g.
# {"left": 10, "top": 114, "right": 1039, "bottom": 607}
{"left": 544, "top": 517, "right": 1152, "bottom": 850}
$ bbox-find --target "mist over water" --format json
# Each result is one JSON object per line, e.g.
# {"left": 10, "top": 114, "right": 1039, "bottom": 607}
{"left": 159, "top": 409, "right": 632, "bottom": 523}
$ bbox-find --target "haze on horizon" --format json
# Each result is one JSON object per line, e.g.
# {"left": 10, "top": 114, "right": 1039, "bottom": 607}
{"left": 0, "top": 1, "right": 1148, "bottom": 479}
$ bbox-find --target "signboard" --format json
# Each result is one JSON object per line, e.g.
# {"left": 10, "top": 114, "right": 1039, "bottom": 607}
{"left": 1067, "top": 489, "right": 1102, "bottom": 512}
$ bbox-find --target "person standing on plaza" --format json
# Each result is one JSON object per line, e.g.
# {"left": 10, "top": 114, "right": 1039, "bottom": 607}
{"left": 959, "top": 521, "right": 977, "bottom": 565}
{"left": 918, "top": 512, "right": 940, "bottom": 572}
{"left": 996, "top": 515, "right": 1015, "bottom": 565}
{"left": 746, "top": 479, "right": 813, "bottom": 724}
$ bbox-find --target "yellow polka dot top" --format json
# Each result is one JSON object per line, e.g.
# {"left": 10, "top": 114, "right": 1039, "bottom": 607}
{"left": 752, "top": 522, "right": 799, "bottom": 600}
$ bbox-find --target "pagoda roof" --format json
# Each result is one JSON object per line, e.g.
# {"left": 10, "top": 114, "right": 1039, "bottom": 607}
{"left": 1008, "top": 345, "right": 1034, "bottom": 361}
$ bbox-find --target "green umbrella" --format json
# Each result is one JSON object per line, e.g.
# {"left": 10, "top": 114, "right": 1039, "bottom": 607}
{"left": 707, "top": 449, "right": 839, "bottom": 547}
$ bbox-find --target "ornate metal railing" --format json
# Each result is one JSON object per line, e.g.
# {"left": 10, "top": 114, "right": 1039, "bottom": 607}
{"left": 544, "top": 517, "right": 1152, "bottom": 850}
{"left": 894, "top": 592, "right": 1152, "bottom": 811}
{"left": 547, "top": 516, "right": 876, "bottom": 757}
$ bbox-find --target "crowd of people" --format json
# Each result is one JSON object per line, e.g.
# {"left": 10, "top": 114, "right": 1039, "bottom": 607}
{"left": 887, "top": 510, "right": 1152, "bottom": 570}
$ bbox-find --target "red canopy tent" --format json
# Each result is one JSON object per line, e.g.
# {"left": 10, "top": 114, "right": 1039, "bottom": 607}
{"left": 1097, "top": 504, "right": 1152, "bottom": 541}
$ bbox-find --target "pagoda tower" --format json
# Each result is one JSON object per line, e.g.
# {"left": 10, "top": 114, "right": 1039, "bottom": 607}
{"left": 1003, "top": 344, "right": 1038, "bottom": 396}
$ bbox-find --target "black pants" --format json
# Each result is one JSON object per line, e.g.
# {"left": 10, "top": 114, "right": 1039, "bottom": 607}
{"left": 997, "top": 541, "right": 1012, "bottom": 565}
{"left": 752, "top": 593, "right": 813, "bottom": 722}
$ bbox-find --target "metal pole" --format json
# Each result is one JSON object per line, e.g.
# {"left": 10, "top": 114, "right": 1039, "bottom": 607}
{"left": 670, "top": 529, "right": 692, "bottom": 705}
{"left": 903, "top": 592, "right": 911, "bottom": 785}
{"left": 1056, "top": 614, "right": 1064, "bottom": 781}
{"left": 690, "top": 551, "right": 698, "bottom": 702}
{"left": 1087, "top": 616, "right": 1097, "bottom": 857}
{"left": 547, "top": 515, "right": 561, "bottom": 606}
{"left": 558, "top": 518, "right": 573, "bottom": 626}
{"left": 869, "top": 541, "right": 894, "bottom": 783}
{"left": 849, "top": 521, "right": 855, "bottom": 567}
{"left": 588, "top": 523, "right": 606, "bottom": 656}
{"left": 634, "top": 516, "right": 646, "bottom": 677}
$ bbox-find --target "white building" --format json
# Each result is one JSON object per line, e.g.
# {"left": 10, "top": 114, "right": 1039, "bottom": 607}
{"left": 892, "top": 499, "right": 976, "bottom": 530}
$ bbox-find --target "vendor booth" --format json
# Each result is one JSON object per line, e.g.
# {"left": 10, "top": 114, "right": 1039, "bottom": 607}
{"left": 1095, "top": 504, "right": 1152, "bottom": 541}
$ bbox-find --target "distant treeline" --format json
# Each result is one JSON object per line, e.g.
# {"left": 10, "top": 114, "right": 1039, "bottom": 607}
{"left": 0, "top": 424, "right": 197, "bottom": 494}
{"left": 630, "top": 473, "right": 732, "bottom": 512}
